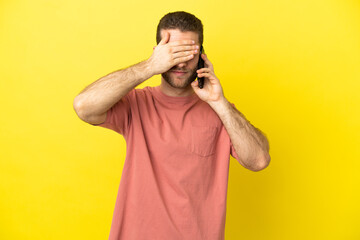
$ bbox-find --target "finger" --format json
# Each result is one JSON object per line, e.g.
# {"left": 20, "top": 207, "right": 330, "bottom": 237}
{"left": 173, "top": 54, "right": 194, "bottom": 65}
{"left": 202, "top": 54, "right": 214, "bottom": 70}
{"left": 196, "top": 67, "right": 212, "bottom": 73}
{"left": 171, "top": 45, "right": 199, "bottom": 53}
{"left": 159, "top": 31, "right": 170, "bottom": 45}
{"left": 197, "top": 68, "right": 213, "bottom": 76}
{"left": 168, "top": 40, "right": 196, "bottom": 47}
{"left": 191, "top": 79, "right": 199, "bottom": 90}
{"left": 202, "top": 53, "right": 212, "bottom": 65}
{"left": 172, "top": 50, "right": 198, "bottom": 59}
{"left": 197, "top": 72, "right": 214, "bottom": 79}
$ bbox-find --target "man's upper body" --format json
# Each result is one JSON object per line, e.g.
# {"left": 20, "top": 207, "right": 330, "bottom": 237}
{"left": 73, "top": 11, "right": 270, "bottom": 240}
{"left": 93, "top": 85, "right": 242, "bottom": 239}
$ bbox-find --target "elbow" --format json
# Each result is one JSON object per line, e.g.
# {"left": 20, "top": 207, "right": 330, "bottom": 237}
{"left": 251, "top": 153, "right": 271, "bottom": 172}
{"left": 73, "top": 96, "right": 87, "bottom": 121}
{"left": 73, "top": 96, "right": 106, "bottom": 125}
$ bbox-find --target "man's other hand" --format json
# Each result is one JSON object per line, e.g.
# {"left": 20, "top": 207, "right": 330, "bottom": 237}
{"left": 147, "top": 31, "right": 199, "bottom": 75}
{"left": 191, "top": 53, "right": 225, "bottom": 104}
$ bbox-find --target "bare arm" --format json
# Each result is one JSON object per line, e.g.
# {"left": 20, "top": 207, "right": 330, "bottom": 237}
{"left": 73, "top": 60, "right": 153, "bottom": 124}
{"left": 209, "top": 98, "right": 270, "bottom": 171}
{"left": 73, "top": 31, "right": 198, "bottom": 125}
{"left": 192, "top": 53, "right": 270, "bottom": 172}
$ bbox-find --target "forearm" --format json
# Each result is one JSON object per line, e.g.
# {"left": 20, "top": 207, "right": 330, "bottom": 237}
{"left": 74, "top": 59, "right": 153, "bottom": 119}
{"left": 208, "top": 97, "right": 270, "bottom": 171}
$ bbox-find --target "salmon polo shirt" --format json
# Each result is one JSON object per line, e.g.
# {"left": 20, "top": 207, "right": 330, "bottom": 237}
{"left": 93, "top": 86, "right": 241, "bottom": 240}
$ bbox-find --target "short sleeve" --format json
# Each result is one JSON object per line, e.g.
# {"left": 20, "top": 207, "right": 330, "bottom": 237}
{"left": 91, "top": 90, "right": 133, "bottom": 136}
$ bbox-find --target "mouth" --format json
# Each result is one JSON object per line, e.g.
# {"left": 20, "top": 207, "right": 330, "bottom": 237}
{"left": 172, "top": 71, "right": 187, "bottom": 76}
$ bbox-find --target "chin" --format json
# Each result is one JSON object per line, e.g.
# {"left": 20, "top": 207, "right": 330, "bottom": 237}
{"left": 162, "top": 71, "right": 197, "bottom": 89}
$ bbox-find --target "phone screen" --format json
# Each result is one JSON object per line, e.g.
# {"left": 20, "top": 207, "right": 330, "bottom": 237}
{"left": 197, "top": 45, "right": 205, "bottom": 89}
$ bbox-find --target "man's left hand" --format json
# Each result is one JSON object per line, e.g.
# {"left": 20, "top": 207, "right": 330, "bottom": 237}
{"left": 191, "top": 53, "right": 225, "bottom": 104}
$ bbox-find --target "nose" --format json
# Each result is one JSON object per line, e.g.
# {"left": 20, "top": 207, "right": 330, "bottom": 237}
{"left": 175, "top": 61, "right": 187, "bottom": 68}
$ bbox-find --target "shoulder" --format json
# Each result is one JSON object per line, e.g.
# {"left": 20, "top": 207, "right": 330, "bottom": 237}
{"left": 123, "top": 87, "right": 156, "bottom": 107}
{"left": 125, "top": 86, "right": 153, "bottom": 99}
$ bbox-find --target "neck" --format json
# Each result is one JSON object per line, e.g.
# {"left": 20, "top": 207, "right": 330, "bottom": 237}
{"left": 160, "top": 79, "right": 195, "bottom": 97}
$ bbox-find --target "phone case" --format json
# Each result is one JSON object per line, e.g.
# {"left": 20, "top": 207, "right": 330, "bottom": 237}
{"left": 197, "top": 46, "right": 205, "bottom": 89}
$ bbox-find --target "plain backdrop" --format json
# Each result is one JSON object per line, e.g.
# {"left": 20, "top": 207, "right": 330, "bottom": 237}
{"left": 0, "top": 0, "right": 359, "bottom": 239}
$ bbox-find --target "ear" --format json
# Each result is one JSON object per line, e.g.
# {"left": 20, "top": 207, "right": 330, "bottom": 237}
{"left": 153, "top": 46, "right": 155, "bottom": 50}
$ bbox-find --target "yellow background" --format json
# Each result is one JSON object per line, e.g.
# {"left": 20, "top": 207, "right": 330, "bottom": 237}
{"left": 1, "top": 0, "right": 359, "bottom": 239}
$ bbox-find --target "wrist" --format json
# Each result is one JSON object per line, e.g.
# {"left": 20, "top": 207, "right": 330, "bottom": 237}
{"left": 144, "top": 58, "right": 157, "bottom": 77}
{"left": 207, "top": 95, "right": 229, "bottom": 112}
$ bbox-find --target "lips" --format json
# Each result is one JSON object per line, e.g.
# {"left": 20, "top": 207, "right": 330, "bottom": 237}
{"left": 172, "top": 70, "right": 187, "bottom": 76}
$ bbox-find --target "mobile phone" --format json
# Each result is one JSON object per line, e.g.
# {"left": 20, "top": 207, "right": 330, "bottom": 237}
{"left": 197, "top": 45, "right": 205, "bottom": 89}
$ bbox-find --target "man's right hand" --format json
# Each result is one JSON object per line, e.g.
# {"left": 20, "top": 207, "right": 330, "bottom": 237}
{"left": 147, "top": 31, "right": 199, "bottom": 76}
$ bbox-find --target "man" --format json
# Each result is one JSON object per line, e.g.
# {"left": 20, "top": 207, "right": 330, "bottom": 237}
{"left": 73, "top": 11, "right": 270, "bottom": 240}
